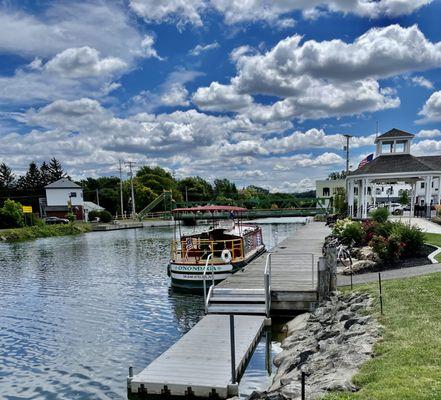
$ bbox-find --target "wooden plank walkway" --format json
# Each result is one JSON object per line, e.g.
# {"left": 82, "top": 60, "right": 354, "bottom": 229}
{"left": 129, "top": 314, "right": 266, "bottom": 399}
{"left": 216, "top": 222, "right": 331, "bottom": 311}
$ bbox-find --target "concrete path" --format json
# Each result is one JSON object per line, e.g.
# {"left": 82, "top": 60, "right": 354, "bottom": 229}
{"left": 338, "top": 263, "right": 441, "bottom": 286}
{"left": 389, "top": 216, "right": 441, "bottom": 234}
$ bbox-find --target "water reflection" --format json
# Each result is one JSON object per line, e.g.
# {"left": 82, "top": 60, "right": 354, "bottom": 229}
{"left": 0, "top": 221, "right": 300, "bottom": 399}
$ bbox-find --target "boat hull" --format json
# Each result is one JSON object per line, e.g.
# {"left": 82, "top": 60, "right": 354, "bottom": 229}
{"left": 169, "top": 246, "right": 265, "bottom": 290}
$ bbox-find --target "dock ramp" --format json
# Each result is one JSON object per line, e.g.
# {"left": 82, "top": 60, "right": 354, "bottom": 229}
{"left": 128, "top": 314, "right": 266, "bottom": 399}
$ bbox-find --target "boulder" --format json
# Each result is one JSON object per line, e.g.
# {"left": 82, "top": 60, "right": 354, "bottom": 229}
{"left": 343, "top": 259, "right": 376, "bottom": 274}
{"left": 353, "top": 246, "right": 379, "bottom": 262}
{"left": 282, "top": 313, "right": 310, "bottom": 336}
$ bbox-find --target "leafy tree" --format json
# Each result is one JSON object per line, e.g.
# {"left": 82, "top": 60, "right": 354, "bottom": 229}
{"left": 327, "top": 171, "right": 347, "bottom": 180}
{"left": 399, "top": 190, "right": 410, "bottom": 206}
{"left": 0, "top": 199, "right": 24, "bottom": 228}
{"left": 0, "top": 163, "right": 15, "bottom": 189}
{"left": 214, "top": 178, "right": 238, "bottom": 200}
{"left": 133, "top": 180, "right": 157, "bottom": 211}
{"left": 178, "top": 176, "right": 213, "bottom": 202}
{"left": 40, "top": 161, "right": 51, "bottom": 187}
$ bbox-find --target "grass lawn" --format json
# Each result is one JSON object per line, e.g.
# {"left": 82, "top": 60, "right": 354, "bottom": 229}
{"left": 324, "top": 273, "right": 441, "bottom": 400}
{"left": 424, "top": 233, "right": 441, "bottom": 262}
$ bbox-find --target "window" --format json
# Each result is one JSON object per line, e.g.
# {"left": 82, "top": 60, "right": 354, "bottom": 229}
{"left": 421, "top": 182, "right": 425, "bottom": 189}
{"left": 382, "top": 141, "right": 394, "bottom": 153}
{"left": 375, "top": 188, "right": 382, "bottom": 195}
{"left": 70, "top": 192, "right": 77, "bottom": 197}
{"left": 367, "top": 187, "right": 372, "bottom": 195}
{"left": 322, "top": 187, "right": 330, "bottom": 197}
{"left": 395, "top": 140, "right": 406, "bottom": 152}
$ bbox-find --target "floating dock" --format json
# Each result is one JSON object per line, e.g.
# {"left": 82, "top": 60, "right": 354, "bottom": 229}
{"left": 128, "top": 315, "right": 266, "bottom": 398}
{"left": 129, "top": 222, "right": 332, "bottom": 399}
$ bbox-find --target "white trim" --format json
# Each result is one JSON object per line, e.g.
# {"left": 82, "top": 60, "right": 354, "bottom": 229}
{"left": 428, "top": 246, "right": 441, "bottom": 264}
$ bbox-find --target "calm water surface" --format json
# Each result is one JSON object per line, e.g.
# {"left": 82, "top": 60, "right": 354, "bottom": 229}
{"left": 0, "top": 222, "right": 300, "bottom": 399}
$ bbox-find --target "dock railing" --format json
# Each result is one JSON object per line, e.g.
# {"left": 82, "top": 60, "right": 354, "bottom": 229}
{"left": 264, "top": 253, "right": 272, "bottom": 317}
{"left": 203, "top": 253, "right": 215, "bottom": 313}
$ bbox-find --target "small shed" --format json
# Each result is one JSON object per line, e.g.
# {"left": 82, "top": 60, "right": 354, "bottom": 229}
{"left": 44, "top": 178, "right": 84, "bottom": 220}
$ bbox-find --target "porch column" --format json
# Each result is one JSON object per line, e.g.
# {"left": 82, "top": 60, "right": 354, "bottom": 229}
{"left": 357, "top": 180, "right": 362, "bottom": 218}
{"left": 410, "top": 182, "right": 416, "bottom": 217}
{"left": 425, "top": 176, "right": 433, "bottom": 218}
{"left": 362, "top": 178, "right": 369, "bottom": 219}
{"left": 438, "top": 176, "right": 441, "bottom": 205}
{"left": 347, "top": 179, "right": 354, "bottom": 217}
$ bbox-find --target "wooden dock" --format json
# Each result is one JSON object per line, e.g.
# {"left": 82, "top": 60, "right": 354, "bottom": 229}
{"left": 209, "top": 222, "right": 331, "bottom": 313}
{"left": 128, "top": 314, "right": 266, "bottom": 398}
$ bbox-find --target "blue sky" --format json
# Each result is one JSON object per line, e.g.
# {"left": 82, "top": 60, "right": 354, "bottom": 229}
{"left": 0, "top": 0, "right": 440, "bottom": 192}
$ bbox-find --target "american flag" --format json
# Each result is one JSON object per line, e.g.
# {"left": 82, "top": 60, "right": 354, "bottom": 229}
{"left": 358, "top": 153, "right": 373, "bottom": 168}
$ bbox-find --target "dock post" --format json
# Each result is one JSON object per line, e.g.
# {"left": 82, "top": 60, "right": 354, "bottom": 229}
{"left": 229, "top": 315, "right": 236, "bottom": 384}
{"left": 301, "top": 371, "right": 306, "bottom": 400}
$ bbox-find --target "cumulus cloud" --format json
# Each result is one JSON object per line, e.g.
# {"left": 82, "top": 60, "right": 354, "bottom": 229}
{"left": 129, "top": 0, "right": 432, "bottom": 27}
{"left": 418, "top": 90, "right": 441, "bottom": 122}
{"left": 416, "top": 129, "right": 441, "bottom": 138}
{"left": 194, "top": 25, "right": 441, "bottom": 121}
{"left": 190, "top": 42, "right": 219, "bottom": 56}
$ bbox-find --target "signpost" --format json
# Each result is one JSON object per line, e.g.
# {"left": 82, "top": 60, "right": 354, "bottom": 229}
{"left": 22, "top": 205, "right": 33, "bottom": 226}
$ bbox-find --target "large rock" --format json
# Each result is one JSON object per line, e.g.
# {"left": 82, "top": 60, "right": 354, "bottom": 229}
{"left": 352, "top": 246, "right": 380, "bottom": 262}
{"left": 343, "top": 259, "right": 376, "bottom": 274}
{"left": 282, "top": 313, "right": 310, "bottom": 336}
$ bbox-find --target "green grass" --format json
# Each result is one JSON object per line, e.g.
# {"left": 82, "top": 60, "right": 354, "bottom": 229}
{"left": 424, "top": 233, "right": 441, "bottom": 262}
{"left": 323, "top": 273, "right": 441, "bottom": 400}
{"left": 0, "top": 222, "right": 92, "bottom": 242}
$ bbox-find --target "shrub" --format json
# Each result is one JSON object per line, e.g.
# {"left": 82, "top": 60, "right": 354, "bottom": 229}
{"left": 332, "top": 218, "right": 364, "bottom": 245}
{"left": 361, "top": 220, "right": 379, "bottom": 245}
{"left": 370, "top": 234, "right": 403, "bottom": 263}
{"left": 67, "top": 212, "right": 76, "bottom": 222}
{"left": 88, "top": 209, "right": 112, "bottom": 223}
{"left": 0, "top": 199, "right": 24, "bottom": 229}
{"left": 370, "top": 207, "right": 389, "bottom": 223}
{"left": 391, "top": 222, "right": 425, "bottom": 257}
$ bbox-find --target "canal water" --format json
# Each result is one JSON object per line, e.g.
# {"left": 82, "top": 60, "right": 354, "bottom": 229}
{"left": 0, "top": 221, "right": 301, "bottom": 399}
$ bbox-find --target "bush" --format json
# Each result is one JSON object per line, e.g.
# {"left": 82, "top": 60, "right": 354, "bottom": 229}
{"left": 391, "top": 222, "right": 425, "bottom": 257}
{"left": 0, "top": 199, "right": 24, "bottom": 229}
{"left": 88, "top": 209, "right": 112, "bottom": 223}
{"left": 370, "top": 234, "right": 403, "bottom": 263}
{"left": 332, "top": 218, "right": 364, "bottom": 245}
{"left": 370, "top": 207, "right": 389, "bottom": 223}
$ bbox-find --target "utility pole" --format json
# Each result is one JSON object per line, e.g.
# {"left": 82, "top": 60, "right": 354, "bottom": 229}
{"left": 96, "top": 188, "right": 100, "bottom": 206}
{"left": 343, "top": 134, "right": 352, "bottom": 174}
{"left": 125, "top": 161, "right": 136, "bottom": 218}
{"left": 118, "top": 160, "right": 124, "bottom": 218}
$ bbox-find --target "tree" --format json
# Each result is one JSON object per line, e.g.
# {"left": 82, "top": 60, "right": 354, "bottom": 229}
{"left": 0, "top": 163, "right": 15, "bottom": 189}
{"left": 327, "top": 171, "right": 347, "bottom": 180}
{"left": 214, "top": 178, "right": 238, "bottom": 200}
{"left": 17, "top": 162, "right": 43, "bottom": 191}
{"left": 177, "top": 176, "right": 213, "bottom": 202}
{"left": 399, "top": 190, "right": 410, "bottom": 206}
{"left": 0, "top": 199, "right": 24, "bottom": 228}
{"left": 40, "top": 161, "right": 51, "bottom": 187}
{"left": 48, "top": 158, "right": 66, "bottom": 182}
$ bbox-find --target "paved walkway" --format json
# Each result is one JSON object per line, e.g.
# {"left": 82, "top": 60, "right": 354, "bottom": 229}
{"left": 390, "top": 216, "right": 441, "bottom": 234}
{"left": 338, "top": 263, "right": 441, "bottom": 286}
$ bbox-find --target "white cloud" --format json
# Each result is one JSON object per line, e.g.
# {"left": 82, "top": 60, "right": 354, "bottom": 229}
{"left": 44, "top": 47, "right": 127, "bottom": 78}
{"left": 413, "top": 139, "right": 441, "bottom": 156}
{"left": 418, "top": 90, "right": 441, "bottom": 122}
{"left": 194, "top": 24, "right": 441, "bottom": 121}
{"left": 410, "top": 75, "right": 434, "bottom": 89}
{"left": 271, "top": 178, "right": 315, "bottom": 193}
{"left": 193, "top": 82, "right": 253, "bottom": 112}
{"left": 0, "top": 2, "right": 144, "bottom": 62}
{"left": 160, "top": 83, "right": 190, "bottom": 106}
{"left": 129, "top": 0, "right": 432, "bottom": 27}
{"left": 140, "top": 35, "right": 163, "bottom": 60}
{"left": 416, "top": 129, "right": 441, "bottom": 138}
{"left": 190, "top": 42, "right": 219, "bottom": 56}
{"left": 129, "top": 0, "right": 205, "bottom": 28}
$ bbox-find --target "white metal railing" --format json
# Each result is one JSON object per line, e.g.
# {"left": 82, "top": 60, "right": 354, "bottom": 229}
{"left": 264, "top": 253, "right": 272, "bottom": 317}
{"left": 203, "top": 253, "right": 215, "bottom": 313}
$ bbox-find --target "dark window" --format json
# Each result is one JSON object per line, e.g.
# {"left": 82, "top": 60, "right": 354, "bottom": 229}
{"left": 421, "top": 182, "right": 425, "bottom": 189}
{"left": 322, "top": 187, "right": 330, "bottom": 197}
{"left": 70, "top": 192, "right": 77, "bottom": 197}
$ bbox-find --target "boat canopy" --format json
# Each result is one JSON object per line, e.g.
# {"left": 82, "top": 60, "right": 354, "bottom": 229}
{"left": 172, "top": 205, "right": 247, "bottom": 214}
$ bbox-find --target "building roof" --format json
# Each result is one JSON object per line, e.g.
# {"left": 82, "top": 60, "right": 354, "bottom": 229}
{"left": 45, "top": 178, "right": 81, "bottom": 189}
{"left": 374, "top": 128, "right": 414, "bottom": 143}
{"left": 349, "top": 154, "right": 441, "bottom": 176}
{"left": 84, "top": 201, "right": 104, "bottom": 211}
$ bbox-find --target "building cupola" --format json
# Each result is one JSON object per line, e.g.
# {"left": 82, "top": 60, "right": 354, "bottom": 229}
{"left": 374, "top": 128, "right": 414, "bottom": 157}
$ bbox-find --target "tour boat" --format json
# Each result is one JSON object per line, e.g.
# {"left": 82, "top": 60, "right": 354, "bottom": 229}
{"left": 168, "top": 205, "right": 265, "bottom": 290}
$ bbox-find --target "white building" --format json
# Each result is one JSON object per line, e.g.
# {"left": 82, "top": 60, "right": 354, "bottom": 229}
{"left": 43, "top": 178, "right": 85, "bottom": 220}
{"left": 347, "top": 128, "right": 441, "bottom": 218}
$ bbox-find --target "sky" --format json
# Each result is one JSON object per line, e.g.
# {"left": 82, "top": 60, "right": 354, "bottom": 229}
{"left": 0, "top": 0, "right": 440, "bottom": 192}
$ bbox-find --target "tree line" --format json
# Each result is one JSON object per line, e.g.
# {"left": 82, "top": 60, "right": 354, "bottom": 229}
{"left": 0, "top": 160, "right": 316, "bottom": 215}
